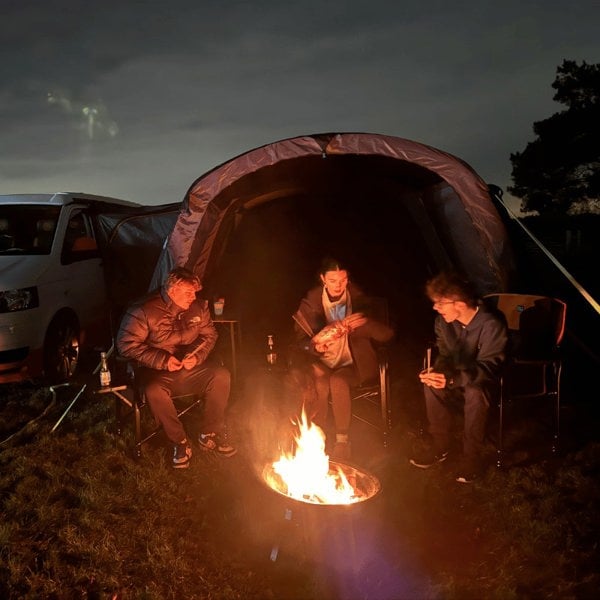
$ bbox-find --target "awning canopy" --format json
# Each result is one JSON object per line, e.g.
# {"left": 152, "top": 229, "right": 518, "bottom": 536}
{"left": 150, "top": 132, "right": 514, "bottom": 296}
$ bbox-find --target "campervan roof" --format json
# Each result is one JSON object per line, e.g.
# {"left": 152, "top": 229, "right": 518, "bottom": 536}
{"left": 0, "top": 192, "right": 140, "bottom": 208}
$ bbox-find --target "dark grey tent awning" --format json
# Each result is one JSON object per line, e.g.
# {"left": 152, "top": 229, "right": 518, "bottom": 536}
{"left": 150, "top": 132, "right": 514, "bottom": 296}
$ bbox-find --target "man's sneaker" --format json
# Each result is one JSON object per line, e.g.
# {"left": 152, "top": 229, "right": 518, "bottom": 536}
{"left": 456, "top": 472, "right": 478, "bottom": 484}
{"left": 198, "top": 433, "right": 237, "bottom": 457}
{"left": 409, "top": 449, "right": 449, "bottom": 469}
{"left": 332, "top": 441, "right": 352, "bottom": 461}
{"left": 455, "top": 460, "right": 482, "bottom": 484}
{"left": 173, "top": 441, "right": 192, "bottom": 469}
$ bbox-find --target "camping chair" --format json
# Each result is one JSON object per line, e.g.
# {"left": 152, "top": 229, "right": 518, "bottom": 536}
{"left": 290, "top": 296, "right": 393, "bottom": 448}
{"left": 124, "top": 360, "right": 203, "bottom": 460}
{"left": 96, "top": 353, "right": 203, "bottom": 459}
{"left": 484, "top": 293, "right": 567, "bottom": 468}
{"left": 349, "top": 296, "right": 393, "bottom": 448}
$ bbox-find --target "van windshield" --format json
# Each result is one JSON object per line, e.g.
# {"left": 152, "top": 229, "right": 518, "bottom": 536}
{"left": 0, "top": 205, "right": 61, "bottom": 255}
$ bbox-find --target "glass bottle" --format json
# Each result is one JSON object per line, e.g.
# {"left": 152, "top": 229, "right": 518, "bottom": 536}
{"left": 99, "top": 351, "right": 111, "bottom": 387}
{"left": 266, "top": 334, "right": 277, "bottom": 367}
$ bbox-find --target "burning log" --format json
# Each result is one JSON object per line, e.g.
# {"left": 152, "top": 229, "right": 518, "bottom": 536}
{"left": 262, "top": 409, "right": 381, "bottom": 506}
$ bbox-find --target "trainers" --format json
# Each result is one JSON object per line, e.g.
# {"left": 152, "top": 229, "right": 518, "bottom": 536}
{"left": 455, "top": 460, "right": 482, "bottom": 484}
{"left": 332, "top": 441, "right": 352, "bottom": 461}
{"left": 173, "top": 441, "right": 192, "bottom": 469}
{"left": 409, "top": 449, "right": 449, "bottom": 469}
{"left": 456, "top": 472, "right": 478, "bottom": 484}
{"left": 198, "top": 432, "right": 237, "bottom": 457}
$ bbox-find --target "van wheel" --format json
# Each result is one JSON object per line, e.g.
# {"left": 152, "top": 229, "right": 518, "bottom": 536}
{"left": 43, "top": 313, "right": 80, "bottom": 383}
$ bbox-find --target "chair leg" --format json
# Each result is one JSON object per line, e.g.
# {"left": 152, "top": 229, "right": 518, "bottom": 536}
{"left": 552, "top": 362, "right": 562, "bottom": 455}
{"left": 379, "top": 360, "right": 391, "bottom": 448}
{"left": 134, "top": 401, "right": 142, "bottom": 459}
{"left": 130, "top": 393, "right": 202, "bottom": 459}
{"left": 497, "top": 380, "right": 504, "bottom": 469}
{"left": 115, "top": 394, "right": 123, "bottom": 437}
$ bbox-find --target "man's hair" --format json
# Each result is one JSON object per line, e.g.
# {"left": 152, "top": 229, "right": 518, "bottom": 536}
{"left": 165, "top": 267, "right": 201, "bottom": 290}
{"left": 425, "top": 271, "right": 479, "bottom": 308}
{"left": 318, "top": 256, "right": 348, "bottom": 276}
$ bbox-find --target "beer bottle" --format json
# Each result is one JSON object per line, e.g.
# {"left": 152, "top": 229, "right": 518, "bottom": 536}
{"left": 99, "top": 351, "right": 111, "bottom": 387}
{"left": 266, "top": 334, "right": 277, "bottom": 367}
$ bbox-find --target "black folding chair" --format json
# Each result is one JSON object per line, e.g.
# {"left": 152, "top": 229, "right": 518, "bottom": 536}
{"left": 97, "top": 354, "right": 203, "bottom": 459}
{"left": 350, "top": 297, "right": 393, "bottom": 448}
{"left": 484, "top": 293, "right": 567, "bottom": 468}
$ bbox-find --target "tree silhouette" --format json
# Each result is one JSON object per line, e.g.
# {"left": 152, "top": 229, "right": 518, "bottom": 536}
{"left": 509, "top": 60, "right": 600, "bottom": 214}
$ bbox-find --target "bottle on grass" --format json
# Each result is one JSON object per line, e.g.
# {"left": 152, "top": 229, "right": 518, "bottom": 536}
{"left": 266, "top": 334, "right": 277, "bottom": 367}
{"left": 99, "top": 351, "right": 111, "bottom": 387}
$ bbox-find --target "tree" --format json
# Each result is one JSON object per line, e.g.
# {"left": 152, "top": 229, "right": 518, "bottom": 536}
{"left": 509, "top": 60, "right": 600, "bottom": 214}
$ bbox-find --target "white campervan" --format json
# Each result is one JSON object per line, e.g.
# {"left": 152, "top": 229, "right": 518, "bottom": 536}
{"left": 0, "top": 192, "right": 140, "bottom": 383}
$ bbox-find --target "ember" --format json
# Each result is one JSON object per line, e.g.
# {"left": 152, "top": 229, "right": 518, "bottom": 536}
{"left": 262, "top": 409, "right": 381, "bottom": 505}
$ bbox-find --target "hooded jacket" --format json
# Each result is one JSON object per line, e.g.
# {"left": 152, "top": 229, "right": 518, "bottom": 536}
{"left": 433, "top": 304, "right": 507, "bottom": 389}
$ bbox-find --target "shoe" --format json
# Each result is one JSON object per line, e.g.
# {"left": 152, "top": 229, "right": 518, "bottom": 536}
{"left": 409, "top": 449, "right": 449, "bottom": 469}
{"left": 198, "top": 432, "right": 237, "bottom": 457}
{"left": 173, "top": 441, "right": 192, "bottom": 469}
{"left": 455, "top": 460, "right": 482, "bottom": 484}
{"left": 455, "top": 472, "right": 478, "bottom": 484}
{"left": 332, "top": 441, "right": 352, "bottom": 461}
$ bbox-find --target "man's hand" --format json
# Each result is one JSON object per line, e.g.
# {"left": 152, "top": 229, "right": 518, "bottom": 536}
{"left": 419, "top": 369, "right": 447, "bottom": 389}
{"left": 341, "top": 312, "right": 367, "bottom": 332}
{"left": 182, "top": 354, "right": 198, "bottom": 370}
{"left": 312, "top": 313, "right": 368, "bottom": 353}
{"left": 167, "top": 356, "right": 183, "bottom": 372}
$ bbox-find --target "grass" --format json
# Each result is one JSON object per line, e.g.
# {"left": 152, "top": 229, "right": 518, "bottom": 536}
{"left": 1, "top": 372, "right": 599, "bottom": 599}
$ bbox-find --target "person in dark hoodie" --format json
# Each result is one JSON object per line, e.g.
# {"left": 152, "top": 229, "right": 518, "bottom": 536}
{"left": 292, "top": 257, "right": 394, "bottom": 460}
{"left": 410, "top": 271, "right": 507, "bottom": 483}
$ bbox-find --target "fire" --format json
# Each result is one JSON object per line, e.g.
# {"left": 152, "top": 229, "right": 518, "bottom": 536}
{"left": 265, "top": 409, "right": 362, "bottom": 505}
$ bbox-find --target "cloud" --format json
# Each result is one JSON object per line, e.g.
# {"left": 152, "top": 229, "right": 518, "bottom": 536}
{"left": 1, "top": 0, "right": 598, "bottom": 204}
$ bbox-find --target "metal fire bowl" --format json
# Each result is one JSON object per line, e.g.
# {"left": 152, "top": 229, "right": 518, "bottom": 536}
{"left": 262, "top": 460, "right": 382, "bottom": 506}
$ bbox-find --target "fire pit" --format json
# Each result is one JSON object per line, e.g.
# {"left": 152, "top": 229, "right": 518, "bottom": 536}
{"left": 261, "top": 409, "right": 381, "bottom": 506}
{"left": 261, "top": 410, "right": 382, "bottom": 562}
{"left": 262, "top": 459, "right": 381, "bottom": 506}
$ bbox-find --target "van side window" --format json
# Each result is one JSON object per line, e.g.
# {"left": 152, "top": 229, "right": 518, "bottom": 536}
{"left": 61, "top": 211, "right": 98, "bottom": 263}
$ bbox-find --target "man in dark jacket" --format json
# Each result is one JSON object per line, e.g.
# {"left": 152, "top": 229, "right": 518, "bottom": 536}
{"left": 410, "top": 271, "right": 507, "bottom": 483}
{"left": 117, "top": 267, "right": 236, "bottom": 469}
{"left": 292, "top": 258, "right": 394, "bottom": 460}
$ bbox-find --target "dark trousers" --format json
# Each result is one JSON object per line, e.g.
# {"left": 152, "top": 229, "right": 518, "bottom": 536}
{"left": 423, "top": 383, "right": 493, "bottom": 461}
{"left": 140, "top": 362, "right": 230, "bottom": 444}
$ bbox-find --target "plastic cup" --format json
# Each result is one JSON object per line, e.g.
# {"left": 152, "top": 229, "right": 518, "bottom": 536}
{"left": 213, "top": 299, "right": 225, "bottom": 316}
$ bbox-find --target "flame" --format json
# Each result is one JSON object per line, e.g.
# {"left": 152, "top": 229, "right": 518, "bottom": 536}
{"left": 266, "top": 409, "right": 360, "bottom": 505}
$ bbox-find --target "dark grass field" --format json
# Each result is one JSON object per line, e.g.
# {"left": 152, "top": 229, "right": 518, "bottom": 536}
{"left": 1, "top": 339, "right": 599, "bottom": 599}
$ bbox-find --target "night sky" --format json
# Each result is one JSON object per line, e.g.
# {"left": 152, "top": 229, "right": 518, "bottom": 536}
{"left": 2, "top": 0, "right": 598, "bottom": 211}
